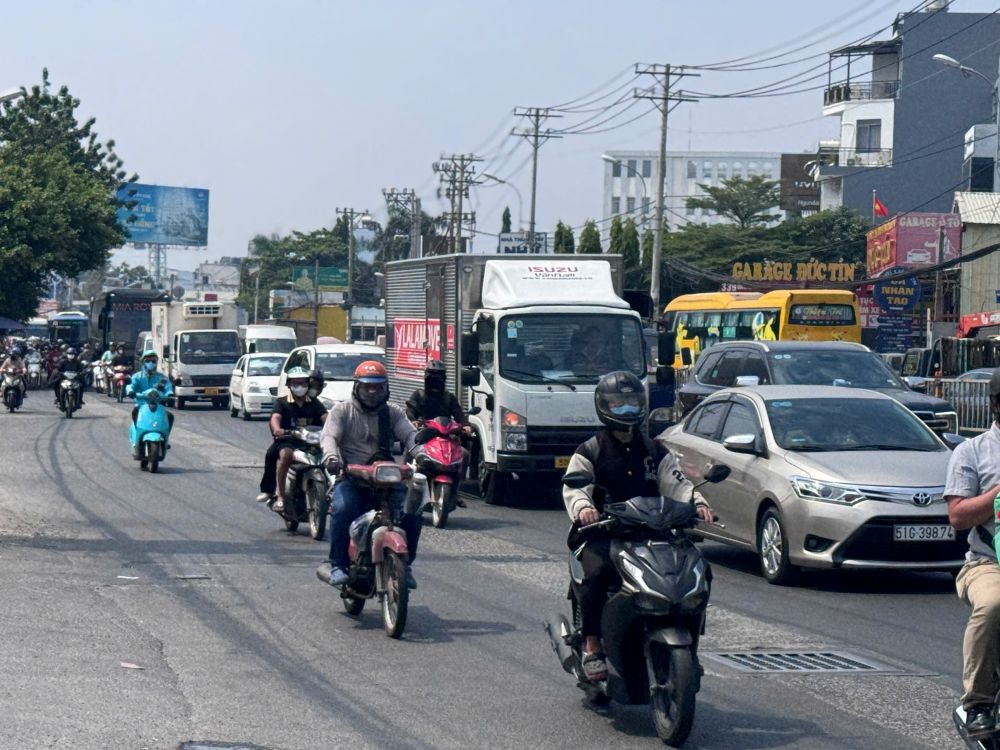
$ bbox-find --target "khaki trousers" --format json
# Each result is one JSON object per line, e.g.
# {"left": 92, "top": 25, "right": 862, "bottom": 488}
{"left": 956, "top": 557, "right": 1000, "bottom": 707}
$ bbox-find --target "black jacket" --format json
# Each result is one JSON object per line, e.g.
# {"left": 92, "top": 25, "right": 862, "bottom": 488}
{"left": 405, "top": 387, "right": 464, "bottom": 423}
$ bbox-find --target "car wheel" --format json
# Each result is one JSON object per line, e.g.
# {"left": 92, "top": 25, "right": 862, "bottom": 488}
{"left": 757, "top": 507, "right": 797, "bottom": 585}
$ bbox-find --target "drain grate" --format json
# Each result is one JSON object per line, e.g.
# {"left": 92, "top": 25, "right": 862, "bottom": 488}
{"left": 181, "top": 743, "right": 272, "bottom": 750}
{"left": 703, "top": 650, "right": 895, "bottom": 674}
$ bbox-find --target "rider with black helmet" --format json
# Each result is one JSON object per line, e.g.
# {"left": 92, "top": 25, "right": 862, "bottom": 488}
{"left": 50, "top": 347, "right": 87, "bottom": 405}
{"left": 561, "top": 370, "right": 715, "bottom": 682}
{"left": 405, "top": 359, "right": 465, "bottom": 425}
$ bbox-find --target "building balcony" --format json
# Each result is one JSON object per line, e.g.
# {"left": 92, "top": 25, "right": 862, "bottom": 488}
{"left": 824, "top": 80, "right": 899, "bottom": 106}
{"left": 817, "top": 147, "right": 893, "bottom": 177}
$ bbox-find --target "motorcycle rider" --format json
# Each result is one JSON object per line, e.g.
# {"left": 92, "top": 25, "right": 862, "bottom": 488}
{"left": 307, "top": 368, "right": 326, "bottom": 401}
{"left": 50, "top": 347, "right": 86, "bottom": 406}
{"left": 111, "top": 344, "right": 130, "bottom": 368}
{"left": 258, "top": 368, "right": 328, "bottom": 513}
{"left": 128, "top": 350, "right": 174, "bottom": 431}
{"left": 946, "top": 368, "right": 1000, "bottom": 738}
{"left": 320, "top": 360, "right": 420, "bottom": 589}
{"left": 562, "top": 370, "right": 714, "bottom": 682}
{"left": 0, "top": 346, "right": 27, "bottom": 401}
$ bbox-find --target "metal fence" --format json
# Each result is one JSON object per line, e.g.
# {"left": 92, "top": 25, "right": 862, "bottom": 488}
{"left": 935, "top": 379, "right": 991, "bottom": 434}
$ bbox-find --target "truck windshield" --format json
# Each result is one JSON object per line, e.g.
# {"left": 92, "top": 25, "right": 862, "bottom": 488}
{"left": 316, "top": 353, "right": 386, "bottom": 380}
{"left": 250, "top": 338, "right": 295, "bottom": 354}
{"left": 179, "top": 332, "right": 242, "bottom": 365}
{"left": 498, "top": 314, "right": 645, "bottom": 384}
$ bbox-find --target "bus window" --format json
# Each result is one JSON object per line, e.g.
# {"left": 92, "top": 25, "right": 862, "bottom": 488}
{"left": 788, "top": 303, "right": 856, "bottom": 326}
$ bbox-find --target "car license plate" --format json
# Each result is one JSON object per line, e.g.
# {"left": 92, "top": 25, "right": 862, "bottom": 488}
{"left": 892, "top": 524, "right": 956, "bottom": 542}
{"left": 204, "top": 388, "right": 219, "bottom": 396}
{"left": 554, "top": 456, "right": 571, "bottom": 469}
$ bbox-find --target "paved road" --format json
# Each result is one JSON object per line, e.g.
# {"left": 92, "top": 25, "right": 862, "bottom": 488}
{"left": 0, "top": 393, "right": 972, "bottom": 749}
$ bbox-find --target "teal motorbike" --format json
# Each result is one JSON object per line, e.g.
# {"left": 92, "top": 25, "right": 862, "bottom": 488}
{"left": 129, "top": 386, "right": 172, "bottom": 472}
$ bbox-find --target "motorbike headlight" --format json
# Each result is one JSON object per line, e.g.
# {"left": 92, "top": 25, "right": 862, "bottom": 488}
{"left": 678, "top": 590, "right": 708, "bottom": 614}
{"left": 501, "top": 407, "right": 527, "bottom": 452}
{"left": 374, "top": 464, "right": 403, "bottom": 484}
{"left": 789, "top": 476, "right": 865, "bottom": 506}
{"left": 303, "top": 431, "right": 321, "bottom": 445}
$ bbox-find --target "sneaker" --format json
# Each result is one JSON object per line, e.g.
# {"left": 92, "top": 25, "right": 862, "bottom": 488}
{"left": 255, "top": 492, "right": 272, "bottom": 503}
{"left": 404, "top": 566, "right": 418, "bottom": 590}
{"left": 328, "top": 566, "right": 349, "bottom": 587}
{"left": 582, "top": 651, "right": 608, "bottom": 682}
{"left": 271, "top": 498, "right": 285, "bottom": 514}
{"left": 966, "top": 706, "right": 996, "bottom": 738}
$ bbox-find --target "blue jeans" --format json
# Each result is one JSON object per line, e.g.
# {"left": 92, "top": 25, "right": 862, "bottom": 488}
{"left": 328, "top": 479, "right": 421, "bottom": 569}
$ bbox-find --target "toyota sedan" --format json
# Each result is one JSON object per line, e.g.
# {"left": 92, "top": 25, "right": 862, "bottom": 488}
{"left": 661, "top": 385, "right": 965, "bottom": 584}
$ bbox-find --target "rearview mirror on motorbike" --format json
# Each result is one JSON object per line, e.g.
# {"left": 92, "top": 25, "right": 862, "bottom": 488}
{"left": 562, "top": 471, "right": 589, "bottom": 489}
{"left": 703, "top": 464, "right": 730, "bottom": 484}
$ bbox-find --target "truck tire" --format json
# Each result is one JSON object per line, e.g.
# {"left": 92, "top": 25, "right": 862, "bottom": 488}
{"left": 175, "top": 397, "right": 185, "bottom": 410}
{"left": 479, "top": 453, "right": 510, "bottom": 506}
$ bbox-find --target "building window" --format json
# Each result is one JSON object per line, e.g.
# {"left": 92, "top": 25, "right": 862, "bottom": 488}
{"left": 627, "top": 159, "right": 637, "bottom": 176}
{"left": 642, "top": 160, "right": 652, "bottom": 178}
{"left": 611, "top": 197, "right": 620, "bottom": 215}
{"left": 611, "top": 160, "right": 621, "bottom": 177}
{"left": 687, "top": 160, "right": 697, "bottom": 179}
{"left": 626, "top": 197, "right": 636, "bottom": 214}
{"left": 733, "top": 161, "right": 743, "bottom": 177}
{"left": 703, "top": 161, "right": 713, "bottom": 179}
{"left": 856, "top": 119, "right": 882, "bottom": 153}
{"left": 718, "top": 162, "right": 729, "bottom": 180}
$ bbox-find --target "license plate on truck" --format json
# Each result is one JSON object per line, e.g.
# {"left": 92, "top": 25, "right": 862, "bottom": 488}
{"left": 892, "top": 524, "right": 956, "bottom": 542}
{"left": 204, "top": 388, "right": 219, "bottom": 395}
{"left": 554, "top": 456, "right": 571, "bottom": 469}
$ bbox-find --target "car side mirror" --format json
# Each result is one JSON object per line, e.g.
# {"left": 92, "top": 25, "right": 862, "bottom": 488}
{"left": 562, "top": 471, "right": 590, "bottom": 489}
{"left": 461, "top": 366, "right": 480, "bottom": 387}
{"left": 656, "top": 365, "right": 675, "bottom": 387}
{"left": 723, "top": 434, "right": 759, "bottom": 455}
{"left": 941, "top": 432, "right": 966, "bottom": 450}
{"left": 681, "top": 347, "right": 693, "bottom": 367}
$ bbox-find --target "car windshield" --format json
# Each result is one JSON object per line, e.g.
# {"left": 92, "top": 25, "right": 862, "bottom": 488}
{"left": 315, "top": 353, "right": 385, "bottom": 380}
{"left": 765, "top": 397, "right": 942, "bottom": 452}
{"left": 498, "top": 313, "right": 645, "bottom": 384}
{"left": 247, "top": 356, "right": 285, "bottom": 377}
{"left": 767, "top": 350, "right": 903, "bottom": 390}
{"left": 179, "top": 332, "right": 242, "bottom": 365}
{"left": 251, "top": 338, "right": 295, "bottom": 354}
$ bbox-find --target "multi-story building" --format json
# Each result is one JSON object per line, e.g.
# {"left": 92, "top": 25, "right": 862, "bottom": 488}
{"left": 815, "top": 2, "right": 1000, "bottom": 216}
{"left": 601, "top": 150, "right": 786, "bottom": 243}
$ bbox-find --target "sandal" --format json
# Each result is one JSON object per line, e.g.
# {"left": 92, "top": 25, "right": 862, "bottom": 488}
{"left": 582, "top": 651, "right": 608, "bottom": 682}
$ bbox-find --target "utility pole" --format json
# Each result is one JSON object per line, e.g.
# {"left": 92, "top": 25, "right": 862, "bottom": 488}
{"left": 512, "top": 108, "right": 562, "bottom": 253}
{"left": 433, "top": 154, "right": 482, "bottom": 253}
{"left": 335, "top": 206, "right": 369, "bottom": 341}
{"left": 382, "top": 188, "right": 422, "bottom": 259}
{"left": 634, "top": 64, "right": 698, "bottom": 317}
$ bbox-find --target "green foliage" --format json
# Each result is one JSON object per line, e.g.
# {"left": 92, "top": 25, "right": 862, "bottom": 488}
{"left": 577, "top": 220, "right": 602, "bottom": 255}
{"left": 501, "top": 206, "right": 512, "bottom": 234}
{"left": 553, "top": 220, "right": 575, "bottom": 254}
{"left": 620, "top": 218, "right": 641, "bottom": 288}
{"left": 608, "top": 216, "right": 623, "bottom": 256}
{"left": 0, "top": 69, "right": 135, "bottom": 319}
{"left": 685, "top": 175, "right": 781, "bottom": 229}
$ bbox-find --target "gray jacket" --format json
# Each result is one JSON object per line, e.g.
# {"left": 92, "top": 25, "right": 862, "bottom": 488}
{"left": 320, "top": 397, "right": 416, "bottom": 465}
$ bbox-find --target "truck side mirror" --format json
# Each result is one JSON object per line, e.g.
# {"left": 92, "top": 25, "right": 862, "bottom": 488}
{"left": 657, "top": 327, "right": 675, "bottom": 366}
{"left": 248, "top": 342, "right": 256, "bottom": 354}
{"left": 162, "top": 346, "right": 170, "bottom": 360}
{"left": 461, "top": 333, "right": 479, "bottom": 367}
{"left": 461, "top": 366, "right": 480, "bottom": 386}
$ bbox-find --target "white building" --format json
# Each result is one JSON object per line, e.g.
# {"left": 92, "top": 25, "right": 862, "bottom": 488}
{"left": 601, "top": 150, "right": 784, "bottom": 243}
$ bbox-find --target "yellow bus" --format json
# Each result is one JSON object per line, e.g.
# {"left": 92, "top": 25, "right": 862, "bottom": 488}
{"left": 663, "top": 289, "right": 861, "bottom": 367}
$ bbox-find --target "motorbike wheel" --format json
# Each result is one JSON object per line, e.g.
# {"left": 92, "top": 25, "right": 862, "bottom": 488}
{"left": 649, "top": 645, "right": 697, "bottom": 747}
{"left": 431, "top": 483, "right": 450, "bottom": 529}
{"left": 307, "top": 481, "right": 328, "bottom": 541}
{"left": 116, "top": 385, "right": 124, "bottom": 403}
{"left": 380, "top": 550, "right": 409, "bottom": 639}
{"left": 284, "top": 518, "right": 299, "bottom": 532}
{"left": 64, "top": 397, "right": 74, "bottom": 418}
{"left": 342, "top": 595, "right": 365, "bottom": 616}
{"left": 146, "top": 442, "right": 159, "bottom": 474}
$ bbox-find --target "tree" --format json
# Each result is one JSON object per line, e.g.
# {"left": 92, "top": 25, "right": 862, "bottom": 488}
{"left": 608, "top": 216, "right": 623, "bottom": 256}
{"left": 0, "top": 70, "right": 134, "bottom": 319}
{"left": 621, "top": 218, "right": 641, "bottom": 288}
{"left": 553, "top": 220, "right": 575, "bottom": 254}
{"left": 501, "top": 206, "right": 512, "bottom": 234}
{"left": 577, "top": 220, "right": 602, "bottom": 255}
{"left": 685, "top": 175, "right": 781, "bottom": 229}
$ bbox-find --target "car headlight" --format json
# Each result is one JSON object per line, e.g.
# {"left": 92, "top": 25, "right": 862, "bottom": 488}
{"left": 501, "top": 406, "right": 527, "bottom": 452}
{"left": 790, "top": 476, "right": 865, "bottom": 506}
{"left": 937, "top": 411, "right": 958, "bottom": 434}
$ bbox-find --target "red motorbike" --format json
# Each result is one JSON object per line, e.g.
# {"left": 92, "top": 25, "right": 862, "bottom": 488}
{"left": 325, "top": 461, "right": 415, "bottom": 639}
{"left": 411, "top": 416, "right": 467, "bottom": 529}
{"left": 112, "top": 366, "right": 132, "bottom": 403}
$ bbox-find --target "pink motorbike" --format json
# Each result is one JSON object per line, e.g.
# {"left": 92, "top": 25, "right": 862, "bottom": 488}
{"left": 411, "top": 416, "right": 467, "bottom": 529}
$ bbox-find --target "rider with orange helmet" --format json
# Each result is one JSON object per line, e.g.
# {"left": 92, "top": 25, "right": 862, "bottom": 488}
{"left": 319, "top": 360, "right": 419, "bottom": 588}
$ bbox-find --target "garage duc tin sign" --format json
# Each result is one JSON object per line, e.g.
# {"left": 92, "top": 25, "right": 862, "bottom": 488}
{"left": 873, "top": 274, "right": 921, "bottom": 313}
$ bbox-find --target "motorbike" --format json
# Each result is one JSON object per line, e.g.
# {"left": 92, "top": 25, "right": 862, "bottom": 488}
{"left": 411, "top": 416, "right": 467, "bottom": 529}
{"left": 545, "top": 464, "right": 730, "bottom": 748}
{"left": 129, "top": 386, "right": 171, "bottom": 473}
{"left": 276, "top": 425, "right": 332, "bottom": 540}
{"left": 2, "top": 369, "right": 24, "bottom": 412}
{"left": 57, "top": 371, "right": 83, "bottom": 418}
{"left": 316, "top": 461, "right": 415, "bottom": 639}
{"left": 25, "top": 356, "right": 43, "bottom": 389}
{"left": 112, "top": 365, "right": 132, "bottom": 403}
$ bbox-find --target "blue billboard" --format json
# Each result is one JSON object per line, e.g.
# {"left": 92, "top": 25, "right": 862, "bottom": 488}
{"left": 116, "top": 183, "right": 209, "bottom": 247}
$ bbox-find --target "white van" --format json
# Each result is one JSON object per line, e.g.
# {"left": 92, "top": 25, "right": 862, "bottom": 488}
{"left": 242, "top": 324, "right": 297, "bottom": 355}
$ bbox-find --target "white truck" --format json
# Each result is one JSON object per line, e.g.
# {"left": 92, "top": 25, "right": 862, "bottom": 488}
{"left": 150, "top": 299, "right": 242, "bottom": 410}
{"left": 240, "top": 323, "right": 297, "bottom": 355}
{"left": 383, "top": 254, "right": 650, "bottom": 504}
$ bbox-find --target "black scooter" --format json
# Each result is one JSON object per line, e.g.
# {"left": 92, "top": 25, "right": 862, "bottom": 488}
{"left": 545, "top": 464, "right": 730, "bottom": 748}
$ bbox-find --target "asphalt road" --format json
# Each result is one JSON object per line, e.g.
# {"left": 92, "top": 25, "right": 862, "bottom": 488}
{"left": 0, "top": 392, "right": 974, "bottom": 749}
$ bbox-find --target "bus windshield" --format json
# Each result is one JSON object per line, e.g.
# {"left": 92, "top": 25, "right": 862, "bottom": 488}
{"left": 498, "top": 314, "right": 645, "bottom": 384}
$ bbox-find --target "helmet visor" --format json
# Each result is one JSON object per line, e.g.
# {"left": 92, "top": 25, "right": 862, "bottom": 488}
{"left": 604, "top": 392, "right": 645, "bottom": 417}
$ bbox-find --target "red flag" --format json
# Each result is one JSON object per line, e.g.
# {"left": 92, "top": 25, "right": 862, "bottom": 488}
{"left": 873, "top": 194, "right": 889, "bottom": 218}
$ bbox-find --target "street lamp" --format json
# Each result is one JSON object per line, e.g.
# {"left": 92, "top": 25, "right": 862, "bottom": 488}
{"left": 481, "top": 172, "right": 523, "bottom": 231}
{"left": 932, "top": 52, "right": 1000, "bottom": 187}
{"left": 602, "top": 155, "right": 649, "bottom": 227}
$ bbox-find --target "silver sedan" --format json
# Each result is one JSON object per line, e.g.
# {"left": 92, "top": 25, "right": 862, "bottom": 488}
{"left": 661, "top": 385, "right": 963, "bottom": 584}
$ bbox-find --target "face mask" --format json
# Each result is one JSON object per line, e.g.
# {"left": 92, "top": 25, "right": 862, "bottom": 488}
{"left": 67, "top": 354, "right": 76, "bottom": 361}
{"left": 609, "top": 403, "right": 642, "bottom": 417}
{"left": 144, "top": 361, "right": 156, "bottom": 372}
{"left": 307, "top": 387, "right": 320, "bottom": 399}
{"left": 290, "top": 385, "right": 308, "bottom": 398}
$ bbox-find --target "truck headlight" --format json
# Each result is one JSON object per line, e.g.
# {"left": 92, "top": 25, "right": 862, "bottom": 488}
{"left": 790, "top": 476, "right": 865, "bottom": 506}
{"left": 246, "top": 383, "right": 262, "bottom": 394}
{"left": 176, "top": 374, "right": 193, "bottom": 387}
{"left": 500, "top": 407, "right": 527, "bottom": 452}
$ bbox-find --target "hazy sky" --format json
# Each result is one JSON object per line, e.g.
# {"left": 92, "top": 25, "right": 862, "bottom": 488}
{"left": 6, "top": 0, "right": 995, "bottom": 270}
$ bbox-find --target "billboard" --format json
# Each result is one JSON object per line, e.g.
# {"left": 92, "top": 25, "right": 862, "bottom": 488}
{"left": 117, "top": 183, "right": 210, "bottom": 247}
{"left": 865, "top": 212, "right": 961, "bottom": 276}
{"left": 780, "top": 154, "right": 820, "bottom": 212}
{"left": 392, "top": 317, "right": 455, "bottom": 373}
{"left": 469, "top": 231, "right": 550, "bottom": 255}
{"left": 291, "top": 266, "right": 349, "bottom": 292}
